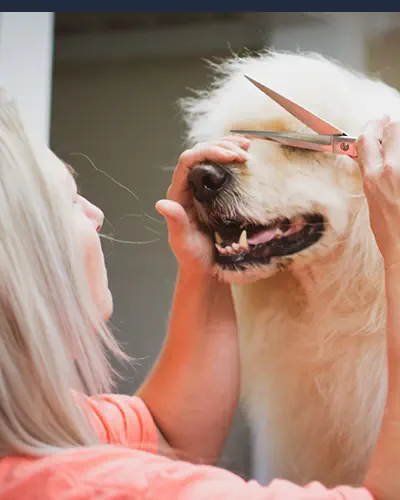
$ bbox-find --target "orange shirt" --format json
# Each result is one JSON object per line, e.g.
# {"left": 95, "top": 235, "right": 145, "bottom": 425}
{"left": 0, "top": 394, "right": 374, "bottom": 499}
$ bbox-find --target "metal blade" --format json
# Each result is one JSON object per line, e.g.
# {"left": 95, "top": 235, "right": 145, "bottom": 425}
{"left": 231, "top": 130, "right": 334, "bottom": 146}
{"left": 231, "top": 129, "right": 334, "bottom": 153}
{"left": 265, "top": 136, "right": 333, "bottom": 153}
{"left": 245, "top": 75, "right": 345, "bottom": 136}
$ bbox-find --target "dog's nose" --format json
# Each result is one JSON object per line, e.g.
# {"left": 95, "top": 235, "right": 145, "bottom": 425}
{"left": 188, "top": 163, "right": 229, "bottom": 203}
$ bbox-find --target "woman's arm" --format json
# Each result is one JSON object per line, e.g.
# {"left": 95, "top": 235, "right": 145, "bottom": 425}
{"left": 364, "top": 266, "right": 400, "bottom": 500}
{"left": 355, "top": 120, "right": 400, "bottom": 499}
{"left": 137, "top": 272, "right": 239, "bottom": 464}
{"left": 137, "top": 137, "right": 250, "bottom": 464}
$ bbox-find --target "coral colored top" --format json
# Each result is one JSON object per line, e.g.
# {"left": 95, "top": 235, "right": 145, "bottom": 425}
{"left": 0, "top": 394, "right": 374, "bottom": 499}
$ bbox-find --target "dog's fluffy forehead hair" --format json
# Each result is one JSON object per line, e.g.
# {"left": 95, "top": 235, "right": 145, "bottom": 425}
{"left": 180, "top": 50, "right": 400, "bottom": 145}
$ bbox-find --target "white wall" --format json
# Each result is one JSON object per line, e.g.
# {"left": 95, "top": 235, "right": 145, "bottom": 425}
{"left": 269, "top": 15, "right": 367, "bottom": 72}
{"left": 0, "top": 12, "right": 54, "bottom": 142}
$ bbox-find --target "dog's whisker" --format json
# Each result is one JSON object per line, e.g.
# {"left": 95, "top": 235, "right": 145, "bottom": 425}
{"left": 120, "top": 213, "right": 143, "bottom": 220}
{"left": 100, "top": 234, "right": 160, "bottom": 245}
{"left": 102, "top": 216, "right": 115, "bottom": 234}
{"left": 143, "top": 224, "right": 161, "bottom": 236}
{"left": 70, "top": 152, "right": 141, "bottom": 203}
{"left": 121, "top": 212, "right": 164, "bottom": 225}
{"left": 143, "top": 212, "right": 165, "bottom": 224}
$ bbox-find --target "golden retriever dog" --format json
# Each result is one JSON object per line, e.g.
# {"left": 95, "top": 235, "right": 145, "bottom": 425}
{"left": 180, "top": 51, "right": 400, "bottom": 487}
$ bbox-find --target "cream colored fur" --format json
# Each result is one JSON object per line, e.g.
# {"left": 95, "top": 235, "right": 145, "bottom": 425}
{"left": 180, "top": 51, "right": 400, "bottom": 487}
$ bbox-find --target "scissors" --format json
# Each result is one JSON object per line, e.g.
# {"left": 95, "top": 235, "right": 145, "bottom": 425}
{"left": 231, "top": 76, "right": 358, "bottom": 159}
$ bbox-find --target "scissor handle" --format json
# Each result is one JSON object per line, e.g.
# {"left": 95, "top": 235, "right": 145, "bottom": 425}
{"left": 332, "top": 137, "right": 358, "bottom": 159}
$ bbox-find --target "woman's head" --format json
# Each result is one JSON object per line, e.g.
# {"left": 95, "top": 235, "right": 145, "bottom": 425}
{"left": 0, "top": 89, "right": 126, "bottom": 456}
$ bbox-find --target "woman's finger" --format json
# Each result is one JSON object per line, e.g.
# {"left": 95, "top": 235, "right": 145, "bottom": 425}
{"left": 216, "top": 135, "right": 251, "bottom": 149}
{"left": 382, "top": 122, "right": 400, "bottom": 175}
{"left": 168, "top": 144, "right": 248, "bottom": 204}
{"left": 355, "top": 119, "right": 385, "bottom": 176}
{"left": 192, "top": 136, "right": 250, "bottom": 154}
{"left": 155, "top": 199, "right": 191, "bottom": 245}
{"left": 213, "top": 140, "right": 251, "bottom": 157}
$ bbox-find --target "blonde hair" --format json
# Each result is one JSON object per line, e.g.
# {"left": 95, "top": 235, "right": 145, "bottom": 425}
{"left": 0, "top": 89, "right": 128, "bottom": 456}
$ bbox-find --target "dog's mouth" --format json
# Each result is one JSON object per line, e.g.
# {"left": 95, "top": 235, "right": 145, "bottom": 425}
{"left": 211, "top": 213, "right": 325, "bottom": 270}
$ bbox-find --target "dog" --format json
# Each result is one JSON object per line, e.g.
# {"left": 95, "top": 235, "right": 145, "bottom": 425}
{"left": 179, "top": 50, "right": 400, "bottom": 487}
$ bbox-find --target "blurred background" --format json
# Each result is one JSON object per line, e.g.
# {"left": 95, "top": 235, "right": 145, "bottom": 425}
{"left": 2, "top": 11, "right": 400, "bottom": 481}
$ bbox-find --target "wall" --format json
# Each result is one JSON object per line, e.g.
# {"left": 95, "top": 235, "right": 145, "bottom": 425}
{"left": 368, "top": 26, "right": 400, "bottom": 91}
{"left": 0, "top": 12, "right": 54, "bottom": 142}
{"left": 50, "top": 55, "right": 251, "bottom": 477}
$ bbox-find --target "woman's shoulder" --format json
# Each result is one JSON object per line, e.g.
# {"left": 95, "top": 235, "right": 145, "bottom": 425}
{"left": 75, "top": 392, "right": 158, "bottom": 452}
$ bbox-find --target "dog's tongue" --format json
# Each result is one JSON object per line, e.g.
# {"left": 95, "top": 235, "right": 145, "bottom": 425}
{"left": 248, "top": 228, "right": 278, "bottom": 245}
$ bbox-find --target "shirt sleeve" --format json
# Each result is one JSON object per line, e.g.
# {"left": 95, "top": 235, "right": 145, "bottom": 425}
{"left": 80, "top": 393, "right": 158, "bottom": 453}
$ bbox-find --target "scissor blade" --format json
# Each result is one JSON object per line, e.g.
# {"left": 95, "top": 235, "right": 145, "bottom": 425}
{"left": 231, "top": 129, "right": 334, "bottom": 153}
{"left": 245, "top": 75, "right": 345, "bottom": 136}
{"left": 231, "top": 130, "right": 334, "bottom": 146}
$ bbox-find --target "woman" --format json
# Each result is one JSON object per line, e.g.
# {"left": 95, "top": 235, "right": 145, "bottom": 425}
{"left": 0, "top": 89, "right": 398, "bottom": 499}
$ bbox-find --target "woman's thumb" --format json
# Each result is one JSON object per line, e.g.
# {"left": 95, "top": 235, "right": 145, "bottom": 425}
{"left": 156, "top": 200, "right": 190, "bottom": 240}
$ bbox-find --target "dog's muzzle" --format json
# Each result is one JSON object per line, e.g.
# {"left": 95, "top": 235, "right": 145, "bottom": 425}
{"left": 188, "top": 163, "right": 230, "bottom": 203}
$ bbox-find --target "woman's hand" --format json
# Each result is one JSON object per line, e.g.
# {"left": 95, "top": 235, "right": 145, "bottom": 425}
{"left": 156, "top": 136, "right": 250, "bottom": 276}
{"left": 355, "top": 118, "right": 400, "bottom": 268}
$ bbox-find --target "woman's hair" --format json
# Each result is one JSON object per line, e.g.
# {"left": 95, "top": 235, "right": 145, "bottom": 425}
{"left": 0, "top": 89, "right": 127, "bottom": 456}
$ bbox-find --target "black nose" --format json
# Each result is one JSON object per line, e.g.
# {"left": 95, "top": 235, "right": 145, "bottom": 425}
{"left": 188, "top": 163, "right": 229, "bottom": 203}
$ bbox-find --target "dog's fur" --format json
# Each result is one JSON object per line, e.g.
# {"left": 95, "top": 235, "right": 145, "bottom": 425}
{"left": 180, "top": 51, "right": 400, "bottom": 487}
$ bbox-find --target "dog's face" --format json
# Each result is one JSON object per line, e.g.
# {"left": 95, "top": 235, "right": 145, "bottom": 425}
{"left": 182, "top": 52, "right": 400, "bottom": 284}
{"left": 189, "top": 132, "right": 360, "bottom": 283}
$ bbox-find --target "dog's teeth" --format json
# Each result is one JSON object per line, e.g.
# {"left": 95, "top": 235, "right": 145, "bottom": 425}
{"left": 239, "top": 230, "right": 248, "bottom": 249}
{"left": 215, "top": 244, "right": 224, "bottom": 253}
{"left": 232, "top": 243, "right": 240, "bottom": 253}
{"left": 275, "top": 228, "right": 284, "bottom": 239}
{"left": 214, "top": 232, "right": 223, "bottom": 245}
{"left": 225, "top": 246, "right": 233, "bottom": 255}
{"left": 284, "top": 215, "right": 306, "bottom": 236}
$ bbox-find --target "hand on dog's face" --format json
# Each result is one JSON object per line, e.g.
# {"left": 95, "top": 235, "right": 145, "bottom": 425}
{"left": 155, "top": 136, "right": 250, "bottom": 277}
{"left": 356, "top": 118, "right": 400, "bottom": 268}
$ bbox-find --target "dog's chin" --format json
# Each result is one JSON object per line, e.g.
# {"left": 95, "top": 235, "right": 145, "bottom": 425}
{"left": 208, "top": 212, "right": 326, "bottom": 284}
{"left": 213, "top": 260, "right": 285, "bottom": 284}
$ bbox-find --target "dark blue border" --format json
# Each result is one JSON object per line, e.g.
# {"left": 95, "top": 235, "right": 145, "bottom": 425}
{"left": 2, "top": 7, "right": 389, "bottom": 13}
